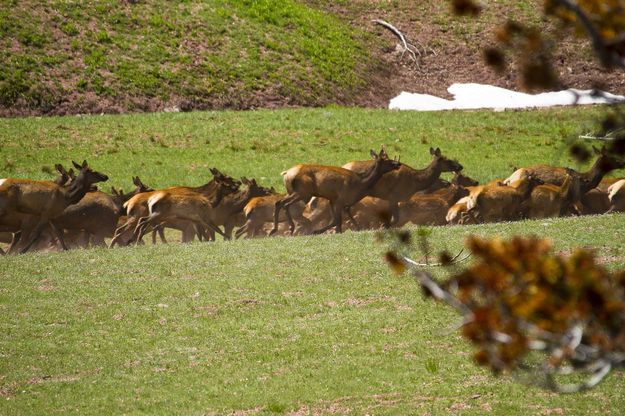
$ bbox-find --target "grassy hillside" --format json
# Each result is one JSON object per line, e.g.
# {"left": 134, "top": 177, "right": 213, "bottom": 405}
{"left": 0, "top": 0, "right": 370, "bottom": 115}
{"left": 2, "top": 0, "right": 619, "bottom": 116}
{"left": 2, "top": 106, "right": 625, "bottom": 414}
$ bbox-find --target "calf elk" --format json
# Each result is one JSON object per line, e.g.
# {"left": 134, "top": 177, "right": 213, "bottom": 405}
{"left": 526, "top": 170, "right": 583, "bottom": 219}
{"left": 468, "top": 174, "right": 544, "bottom": 223}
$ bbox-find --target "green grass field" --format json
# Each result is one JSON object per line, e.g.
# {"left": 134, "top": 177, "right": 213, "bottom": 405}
{"left": 2, "top": 106, "right": 625, "bottom": 414}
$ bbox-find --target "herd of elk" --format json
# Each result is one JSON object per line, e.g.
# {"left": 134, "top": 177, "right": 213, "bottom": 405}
{"left": 1, "top": 145, "right": 625, "bottom": 255}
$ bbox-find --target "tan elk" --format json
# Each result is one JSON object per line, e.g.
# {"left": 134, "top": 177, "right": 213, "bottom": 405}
{"left": 342, "top": 147, "right": 463, "bottom": 225}
{"left": 110, "top": 168, "right": 239, "bottom": 247}
{"left": 397, "top": 183, "right": 471, "bottom": 227}
{"left": 526, "top": 169, "right": 583, "bottom": 219}
{"left": 607, "top": 179, "right": 625, "bottom": 213}
{"left": 271, "top": 148, "right": 401, "bottom": 235}
{"left": 235, "top": 193, "right": 312, "bottom": 238}
{"left": 467, "top": 174, "right": 544, "bottom": 223}
{"left": 0, "top": 160, "right": 108, "bottom": 253}
{"left": 131, "top": 173, "right": 240, "bottom": 244}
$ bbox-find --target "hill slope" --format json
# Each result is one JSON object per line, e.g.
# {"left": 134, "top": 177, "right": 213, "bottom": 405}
{"left": 1, "top": 0, "right": 622, "bottom": 116}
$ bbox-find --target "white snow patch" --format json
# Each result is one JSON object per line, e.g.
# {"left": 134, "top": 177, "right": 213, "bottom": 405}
{"left": 389, "top": 83, "right": 625, "bottom": 111}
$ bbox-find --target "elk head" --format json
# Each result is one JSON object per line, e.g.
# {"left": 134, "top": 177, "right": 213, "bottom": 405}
{"left": 430, "top": 147, "right": 463, "bottom": 172}
{"left": 68, "top": 160, "right": 109, "bottom": 200}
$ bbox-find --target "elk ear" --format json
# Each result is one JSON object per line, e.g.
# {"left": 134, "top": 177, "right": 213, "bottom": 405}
{"left": 133, "top": 176, "right": 141, "bottom": 186}
{"left": 379, "top": 147, "right": 388, "bottom": 159}
{"left": 370, "top": 149, "right": 378, "bottom": 159}
{"left": 434, "top": 147, "right": 441, "bottom": 157}
{"left": 81, "top": 160, "right": 88, "bottom": 169}
{"left": 72, "top": 160, "right": 82, "bottom": 170}
{"left": 241, "top": 177, "right": 250, "bottom": 185}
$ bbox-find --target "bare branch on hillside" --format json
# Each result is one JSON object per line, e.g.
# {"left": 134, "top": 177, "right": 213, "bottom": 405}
{"left": 405, "top": 248, "right": 471, "bottom": 267}
{"left": 372, "top": 19, "right": 434, "bottom": 73}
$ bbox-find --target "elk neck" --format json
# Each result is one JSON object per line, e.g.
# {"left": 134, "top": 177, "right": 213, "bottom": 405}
{"left": 416, "top": 157, "right": 446, "bottom": 190}
{"left": 67, "top": 175, "right": 94, "bottom": 205}
{"left": 581, "top": 156, "right": 618, "bottom": 192}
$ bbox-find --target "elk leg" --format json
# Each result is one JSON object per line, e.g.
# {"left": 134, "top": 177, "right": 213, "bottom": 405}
{"left": 200, "top": 219, "right": 225, "bottom": 240}
{"left": 47, "top": 221, "right": 68, "bottom": 251}
{"left": 6, "top": 231, "right": 22, "bottom": 254}
{"left": 110, "top": 219, "right": 135, "bottom": 247}
{"left": 133, "top": 215, "right": 156, "bottom": 245}
{"left": 234, "top": 222, "right": 248, "bottom": 239}
{"left": 388, "top": 202, "right": 400, "bottom": 227}
{"left": 314, "top": 203, "right": 343, "bottom": 234}
{"left": 19, "top": 221, "right": 48, "bottom": 254}
{"left": 223, "top": 221, "right": 235, "bottom": 240}
{"left": 345, "top": 206, "right": 360, "bottom": 230}
{"left": 284, "top": 205, "right": 296, "bottom": 235}
{"left": 154, "top": 223, "right": 168, "bottom": 244}
{"left": 270, "top": 194, "right": 300, "bottom": 236}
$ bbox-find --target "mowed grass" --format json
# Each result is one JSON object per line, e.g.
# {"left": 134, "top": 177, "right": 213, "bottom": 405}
{"left": 2, "top": 106, "right": 625, "bottom": 414}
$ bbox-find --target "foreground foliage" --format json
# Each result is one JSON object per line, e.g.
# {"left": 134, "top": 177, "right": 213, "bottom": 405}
{"left": 389, "top": 234, "right": 625, "bottom": 393}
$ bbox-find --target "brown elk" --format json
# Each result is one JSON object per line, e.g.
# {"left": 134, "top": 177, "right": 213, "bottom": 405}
{"left": 0, "top": 164, "right": 76, "bottom": 253}
{"left": 53, "top": 177, "right": 153, "bottom": 247}
{"left": 0, "top": 160, "right": 108, "bottom": 254}
{"left": 504, "top": 146, "right": 625, "bottom": 194}
{"left": 342, "top": 147, "right": 463, "bottom": 225}
{"left": 110, "top": 168, "right": 239, "bottom": 247}
{"left": 235, "top": 193, "right": 312, "bottom": 238}
{"left": 131, "top": 173, "right": 240, "bottom": 244}
{"left": 270, "top": 148, "right": 401, "bottom": 235}
{"left": 304, "top": 171, "right": 479, "bottom": 230}
{"left": 526, "top": 170, "right": 583, "bottom": 219}
{"left": 467, "top": 174, "right": 544, "bottom": 223}
{"left": 201, "top": 178, "right": 274, "bottom": 240}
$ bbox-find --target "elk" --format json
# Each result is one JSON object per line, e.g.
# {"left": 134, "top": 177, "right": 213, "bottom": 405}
{"left": 397, "top": 184, "right": 471, "bottom": 227}
{"left": 53, "top": 177, "right": 153, "bottom": 247}
{"left": 415, "top": 171, "right": 479, "bottom": 194}
{"left": 607, "top": 179, "right": 625, "bottom": 213}
{"left": 110, "top": 168, "right": 239, "bottom": 247}
{"left": 271, "top": 148, "right": 401, "bottom": 235}
{"left": 0, "top": 160, "right": 108, "bottom": 253}
{"left": 201, "top": 178, "right": 274, "bottom": 240}
{"left": 467, "top": 174, "right": 544, "bottom": 223}
{"left": 307, "top": 171, "right": 478, "bottom": 230}
{"left": 235, "top": 192, "right": 312, "bottom": 239}
{"left": 503, "top": 146, "right": 625, "bottom": 194}
{"left": 0, "top": 164, "right": 76, "bottom": 254}
{"left": 130, "top": 173, "right": 240, "bottom": 244}
{"left": 526, "top": 170, "right": 583, "bottom": 219}
{"left": 342, "top": 147, "right": 463, "bottom": 225}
